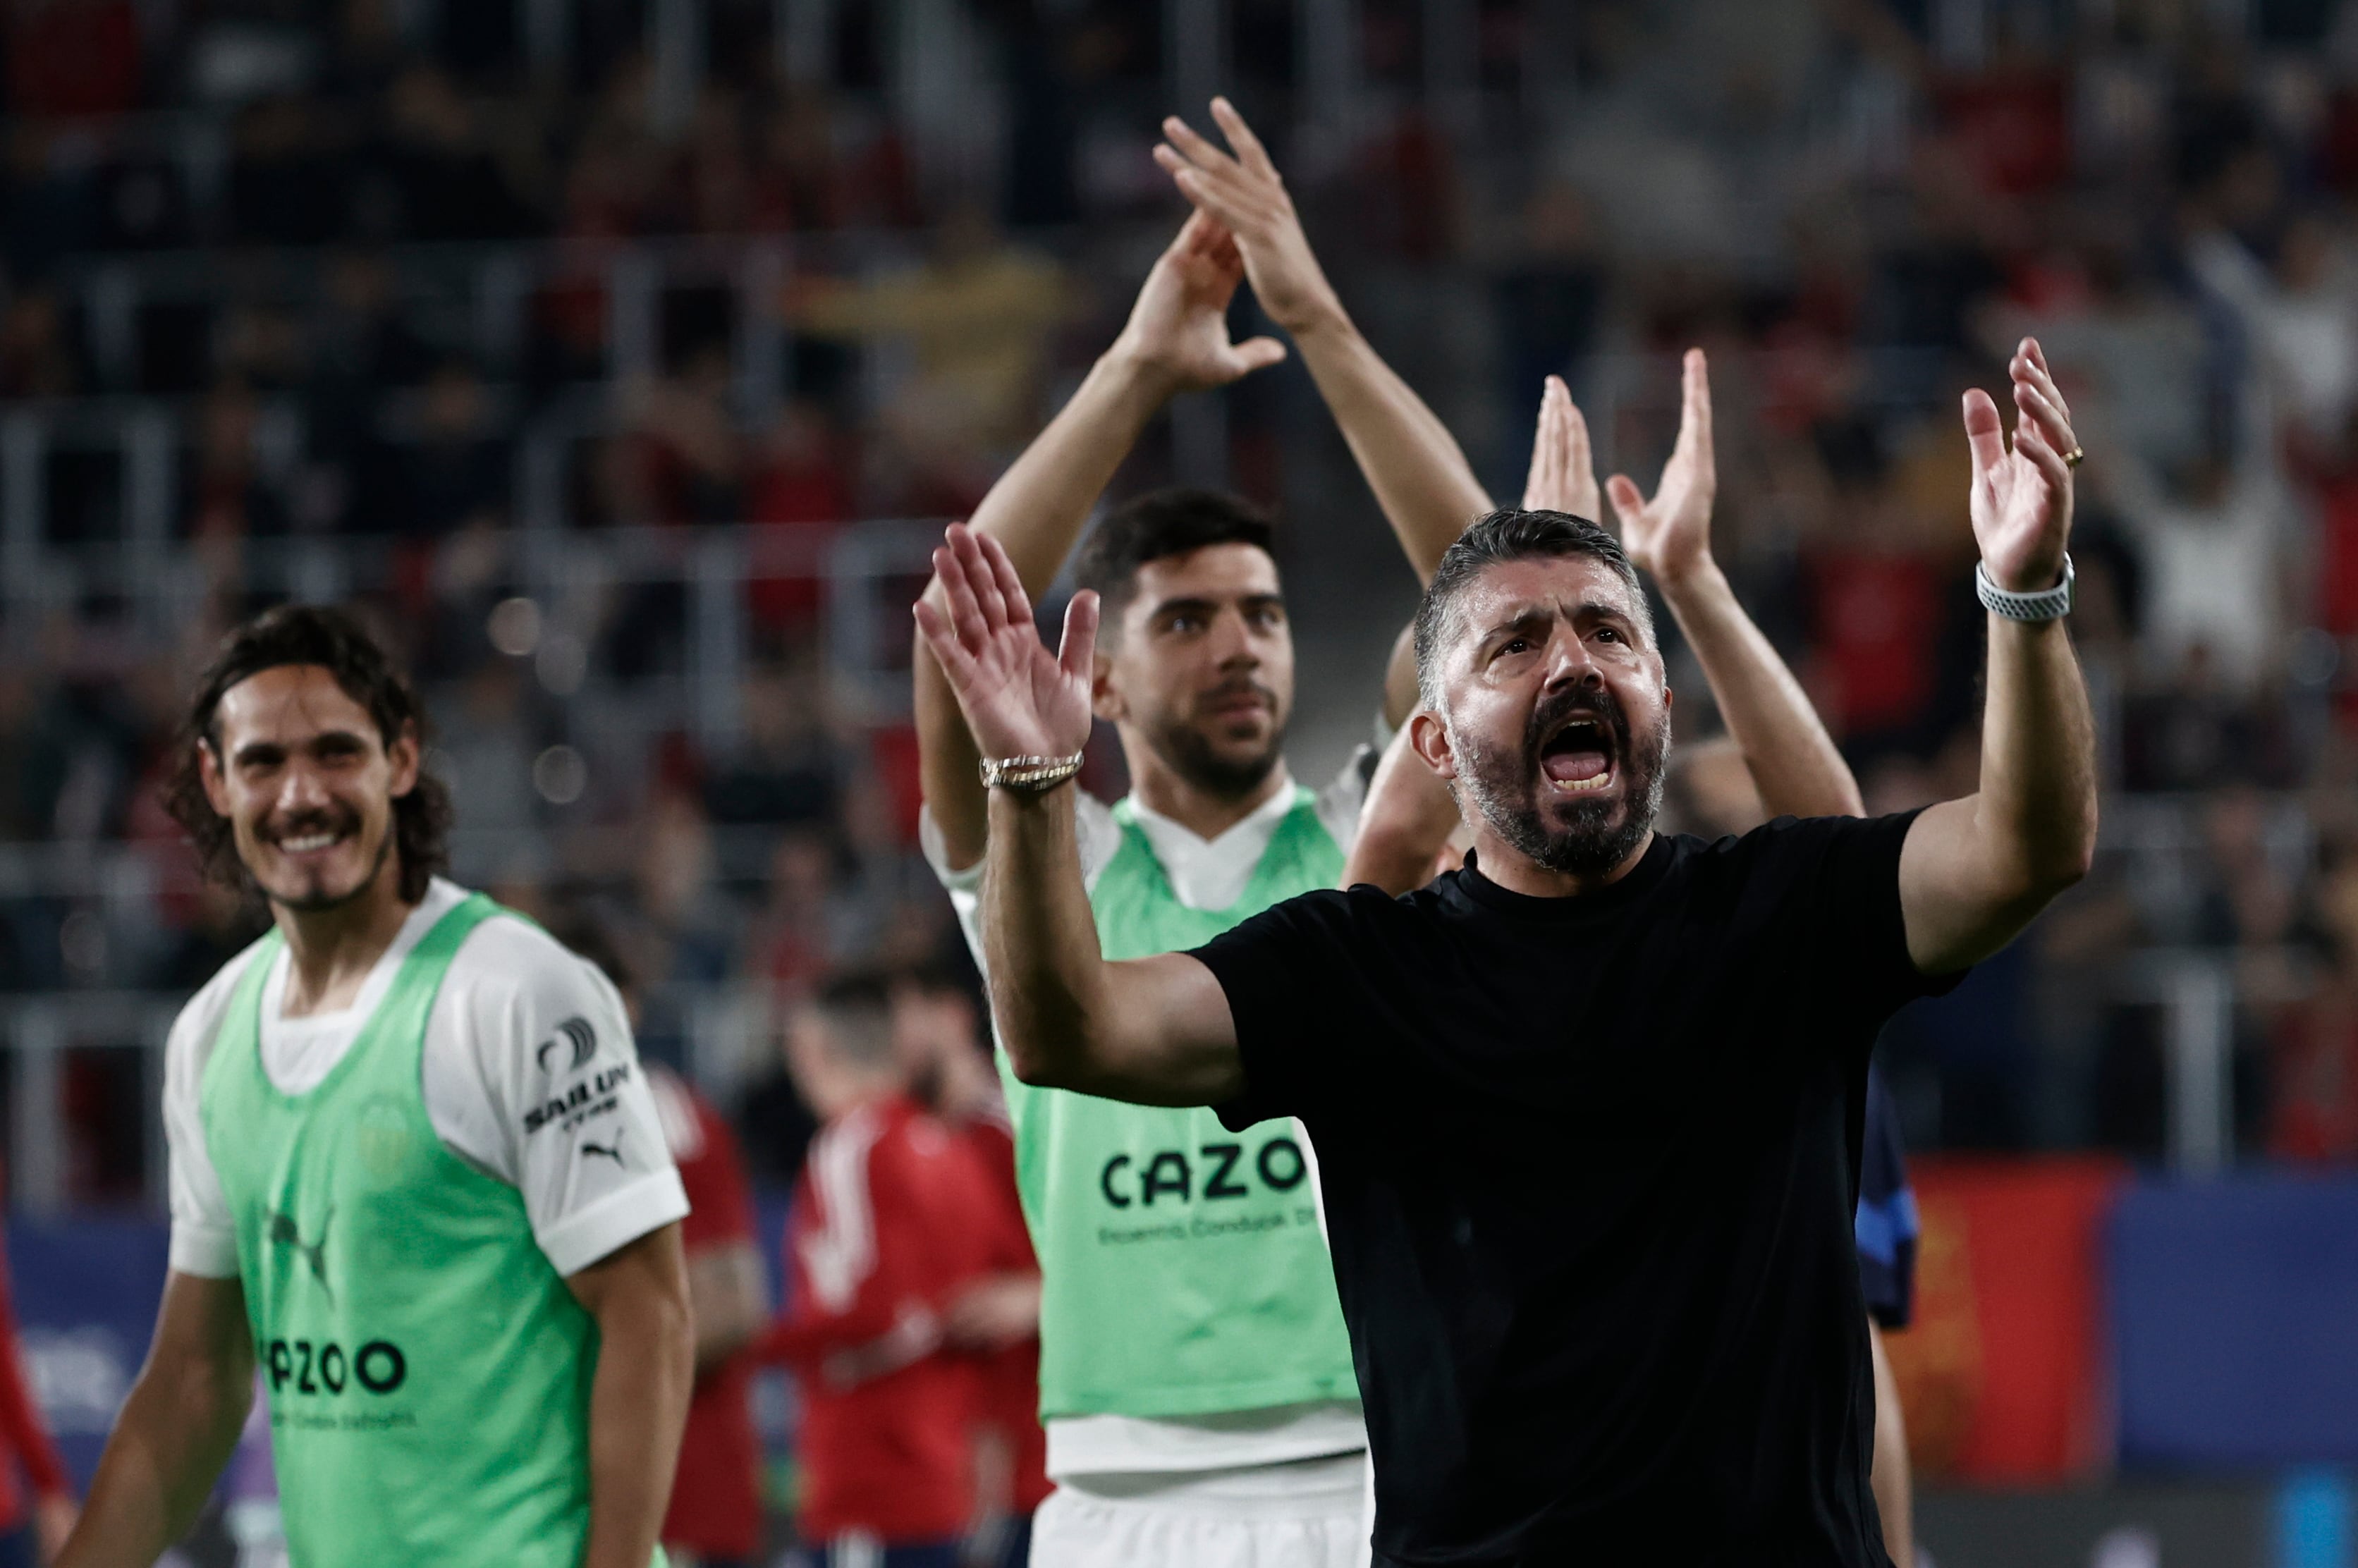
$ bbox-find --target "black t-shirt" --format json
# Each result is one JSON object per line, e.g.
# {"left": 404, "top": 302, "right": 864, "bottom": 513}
{"left": 1194, "top": 811, "right": 1957, "bottom": 1568}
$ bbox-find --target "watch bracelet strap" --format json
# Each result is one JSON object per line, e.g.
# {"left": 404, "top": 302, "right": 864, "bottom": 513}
{"left": 1975, "top": 553, "right": 2075, "bottom": 622}
{"left": 979, "top": 751, "right": 1087, "bottom": 791}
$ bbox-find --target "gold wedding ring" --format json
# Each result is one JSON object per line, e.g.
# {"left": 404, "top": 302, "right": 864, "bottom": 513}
{"left": 2063, "top": 445, "right": 2085, "bottom": 470}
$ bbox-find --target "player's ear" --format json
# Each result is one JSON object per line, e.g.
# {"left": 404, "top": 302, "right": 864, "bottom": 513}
{"left": 385, "top": 722, "right": 422, "bottom": 799}
{"left": 197, "top": 737, "right": 231, "bottom": 816}
{"left": 1408, "top": 709, "right": 1457, "bottom": 781}
{"left": 1092, "top": 649, "right": 1123, "bottom": 723}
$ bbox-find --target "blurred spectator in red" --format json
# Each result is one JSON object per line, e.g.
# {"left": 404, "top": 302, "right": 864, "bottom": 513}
{"left": 649, "top": 1062, "right": 769, "bottom": 1567}
{"left": 0, "top": 1168, "right": 76, "bottom": 1567}
{"left": 185, "top": 382, "right": 288, "bottom": 541}
{"left": 1797, "top": 433, "right": 1947, "bottom": 753}
{"left": 745, "top": 831, "right": 847, "bottom": 999}
{"left": 746, "top": 399, "right": 855, "bottom": 635}
{"left": 6, "top": 0, "right": 140, "bottom": 121}
{"left": 2290, "top": 404, "right": 2358, "bottom": 649}
{"left": 750, "top": 92, "right": 920, "bottom": 233}
{"left": 634, "top": 348, "right": 746, "bottom": 526}
{"left": 754, "top": 975, "right": 998, "bottom": 1568}
{"left": 891, "top": 963, "right": 1049, "bottom": 1568}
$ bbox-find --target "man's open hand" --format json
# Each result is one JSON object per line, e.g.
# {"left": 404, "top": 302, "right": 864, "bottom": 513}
{"left": 1113, "top": 209, "right": 1288, "bottom": 396}
{"left": 1965, "top": 338, "right": 2077, "bottom": 593}
{"left": 1606, "top": 348, "right": 1718, "bottom": 589}
{"left": 1521, "top": 374, "right": 1601, "bottom": 522}
{"left": 914, "top": 524, "right": 1099, "bottom": 765}
{"left": 1154, "top": 98, "right": 1346, "bottom": 338}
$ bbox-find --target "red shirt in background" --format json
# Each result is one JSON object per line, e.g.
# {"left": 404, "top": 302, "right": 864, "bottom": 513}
{"left": 1804, "top": 549, "right": 1943, "bottom": 738}
{"left": 0, "top": 1174, "right": 71, "bottom": 1534}
{"left": 952, "top": 1111, "right": 1051, "bottom": 1517}
{"left": 755, "top": 1096, "right": 996, "bottom": 1546}
{"left": 648, "top": 1067, "right": 765, "bottom": 1563}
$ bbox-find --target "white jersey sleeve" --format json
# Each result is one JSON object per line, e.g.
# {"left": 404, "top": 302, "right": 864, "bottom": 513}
{"left": 161, "top": 940, "right": 276, "bottom": 1280}
{"left": 919, "top": 793, "right": 1124, "bottom": 980}
{"left": 423, "top": 915, "right": 690, "bottom": 1277}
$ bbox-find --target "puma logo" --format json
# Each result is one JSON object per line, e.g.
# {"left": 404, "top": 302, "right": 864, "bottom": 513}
{"left": 267, "top": 1206, "right": 334, "bottom": 1304}
{"left": 581, "top": 1129, "right": 627, "bottom": 1167}
{"left": 536, "top": 1017, "right": 598, "bottom": 1076}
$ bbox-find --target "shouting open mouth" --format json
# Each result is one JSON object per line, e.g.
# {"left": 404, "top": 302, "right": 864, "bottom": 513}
{"left": 1539, "top": 712, "right": 1617, "bottom": 796}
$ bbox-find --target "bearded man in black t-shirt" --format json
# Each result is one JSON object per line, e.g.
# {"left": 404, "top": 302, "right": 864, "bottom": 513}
{"left": 913, "top": 339, "right": 2096, "bottom": 1568}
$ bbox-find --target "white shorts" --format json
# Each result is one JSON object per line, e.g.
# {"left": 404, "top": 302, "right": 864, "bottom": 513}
{"left": 1032, "top": 1451, "right": 1372, "bottom": 1568}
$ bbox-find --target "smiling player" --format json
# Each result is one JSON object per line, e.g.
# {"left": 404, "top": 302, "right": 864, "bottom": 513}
{"left": 58, "top": 606, "right": 693, "bottom": 1568}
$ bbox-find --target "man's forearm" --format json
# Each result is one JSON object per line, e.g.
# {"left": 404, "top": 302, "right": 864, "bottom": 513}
{"left": 1291, "top": 312, "right": 1491, "bottom": 583}
{"left": 1977, "top": 615, "right": 2098, "bottom": 891}
{"left": 579, "top": 1243, "right": 694, "bottom": 1568}
{"left": 57, "top": 1356, "right": 248, "bottom": 1567}
{"left": 1658, "top": 563, "right": 1863, "bottom": 819}
{"left": 1869, "top": 1323, "right": 1915, "bottom": 1568}
{"left": 916, "top": 348, "right": 1171, "bottom": 867}
{"left": 981, "top": 786, "right": 1110, "bottom": 1089}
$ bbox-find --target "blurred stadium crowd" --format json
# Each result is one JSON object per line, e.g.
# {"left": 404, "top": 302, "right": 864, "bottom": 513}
{"left": 6, "top": 0, "right": 2358, "bottom": 1208}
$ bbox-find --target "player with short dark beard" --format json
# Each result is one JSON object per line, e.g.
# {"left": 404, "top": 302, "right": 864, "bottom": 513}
{"left": 58, "top": 606, "right": 692, "bottom": 1568}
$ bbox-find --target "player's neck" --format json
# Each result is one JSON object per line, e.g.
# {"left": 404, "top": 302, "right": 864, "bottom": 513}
{"left": 1124, "top": 752, "right": 1293, "bottom": 844}
{"left": 271, "top": 862, "right": 417, "bottom": 1019}
{"left": 1470, "top": 826, "right": 1655, "bottom": 900}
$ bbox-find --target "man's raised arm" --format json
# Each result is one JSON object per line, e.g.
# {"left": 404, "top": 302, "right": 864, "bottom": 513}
{"left": 1600, "top": 352, "right": 1862, "bottom": 819}
{"left": 1156, "top": 98, "right": 1490, "bottom": 587}
{"left": 1901, "top": 338, "right": 2099, "bottom": 971}
{"left": 915, "top": 211, "right": 1289, "bottom": 869}
{"left": 915, "top": 525, "right": 1242, "bottom": 1105}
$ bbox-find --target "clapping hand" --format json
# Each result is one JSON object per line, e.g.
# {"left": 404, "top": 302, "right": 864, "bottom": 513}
{"left": 1603, "top": 348, "right": 1718, "bottom": 590}
{"left": 1154, "top": 98, "right": 1347, "bottom": 338}
{"left": 1965, "top": 338, "right": 2077, "bottom": 593}
{"left": 1115, "top": 209, "right": 1289, "bottom": 396}
{"left": 1520, "top": 374, "right": 1601, "bottom": 524}
{"left": 913, "top": 525, "right": 1099, "bottom": 766}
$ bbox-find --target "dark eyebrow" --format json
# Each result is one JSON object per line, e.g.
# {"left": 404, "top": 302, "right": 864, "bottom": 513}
{"left": 1477, "top": 607, "right": 1554, "bottom": 644}
{"left": 230, "top": 730, "right": 370, "bottom": 766}
{"left": 1478, "top": 599, "right": 1648, "bottom": 648}
{"left": 1148, "top": 592, "right": 1287, "bottom": 621}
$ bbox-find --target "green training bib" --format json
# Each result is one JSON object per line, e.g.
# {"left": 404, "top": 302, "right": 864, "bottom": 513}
{"left": 199, "top": 895, "right": 652, "bottom": 1567}
{"left": 1005, "top": 788, "right": 1361, "bottom": 1419}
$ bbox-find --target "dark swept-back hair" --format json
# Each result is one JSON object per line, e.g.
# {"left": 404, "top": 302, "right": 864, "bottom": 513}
{"left": 1072, "top": 487, "right": 1278, "bottom": 625}
{"left": 166, "top": 604, "right": 453, "bottom": 904}
{"left": 1412, "top": 509, "right": 1650, "bottom": 711}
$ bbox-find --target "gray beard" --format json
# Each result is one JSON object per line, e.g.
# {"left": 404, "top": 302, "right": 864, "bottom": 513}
{"left": 1453, "top": 711, "right": 1670, "bottom": 878}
